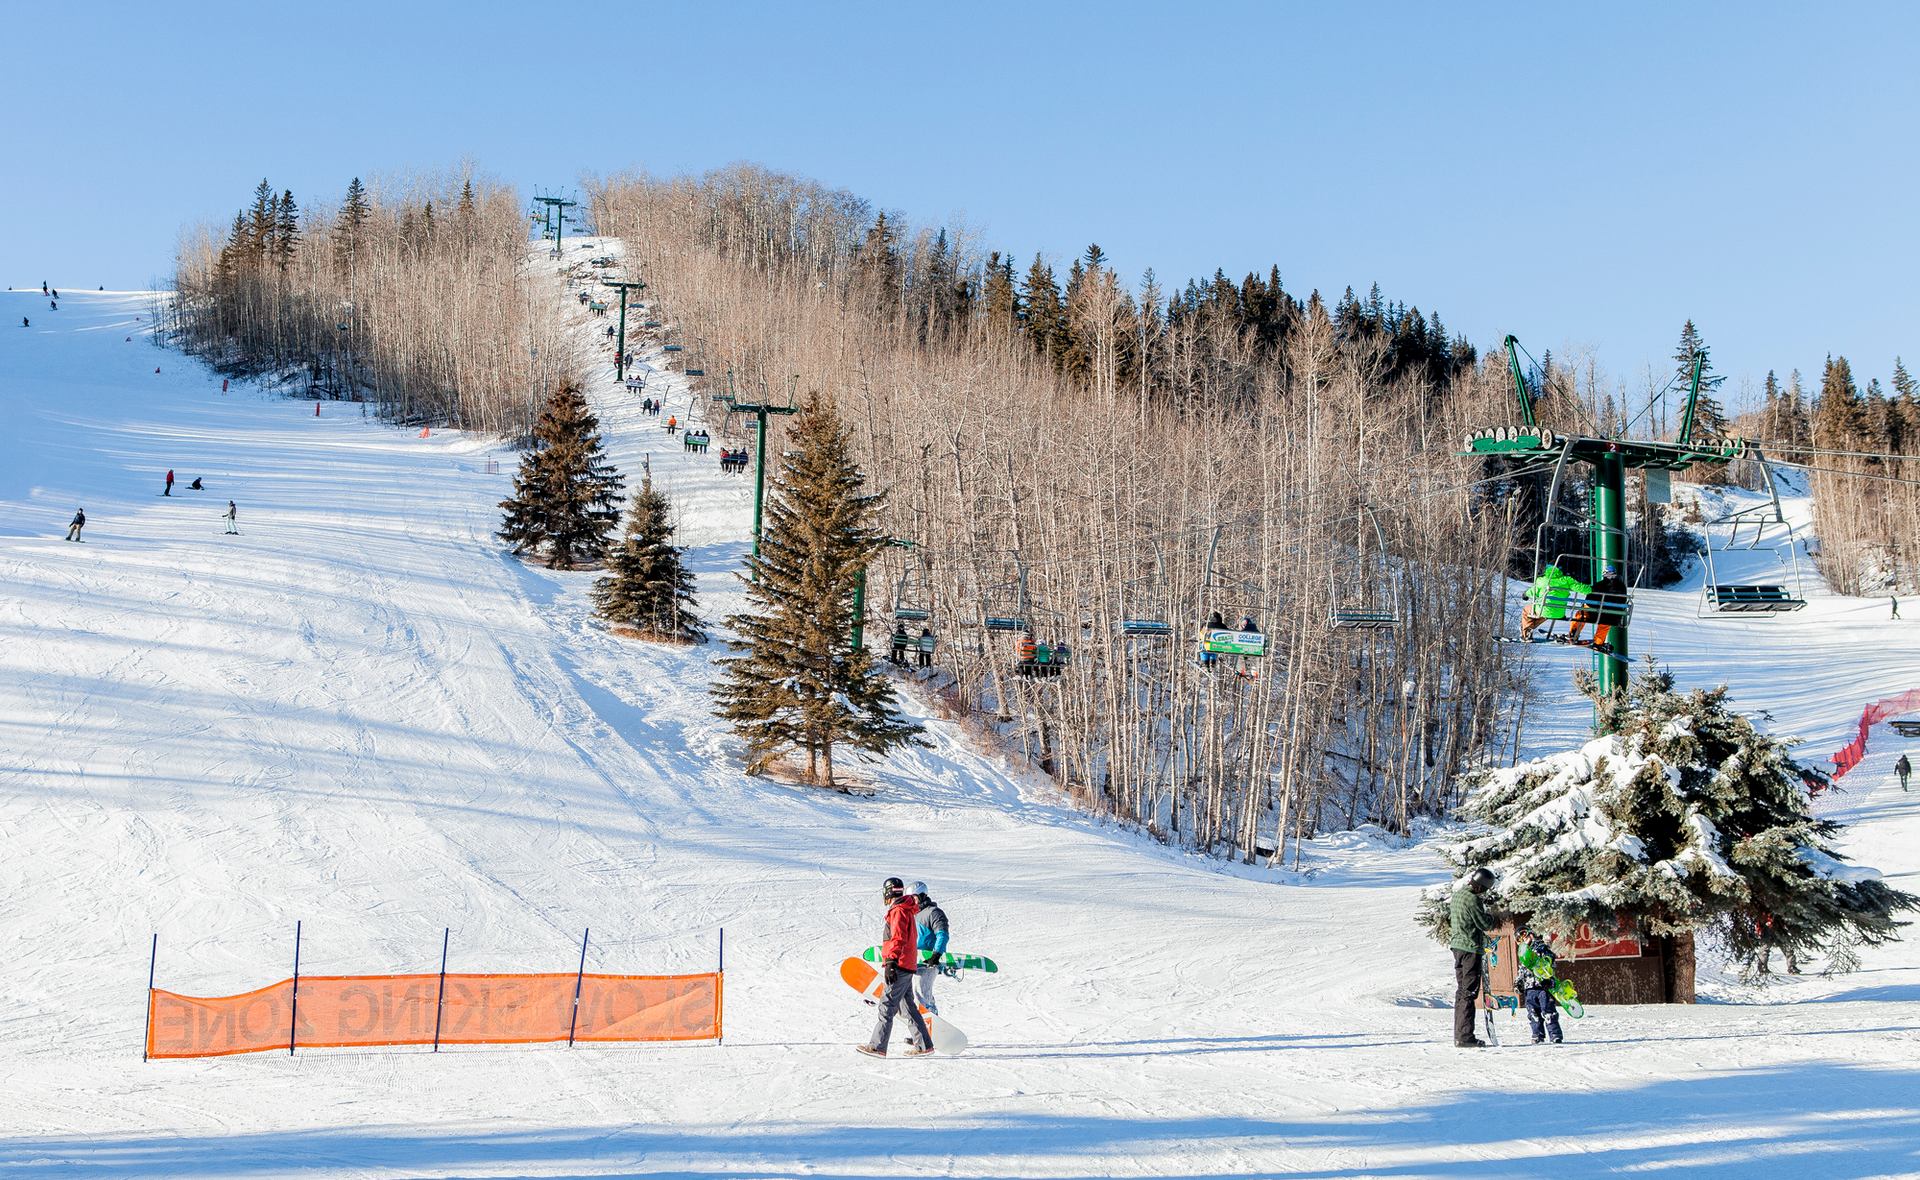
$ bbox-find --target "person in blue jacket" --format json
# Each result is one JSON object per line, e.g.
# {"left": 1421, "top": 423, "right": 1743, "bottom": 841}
{"left": 910, "top": 881, "right": 950, "bottom": 1015}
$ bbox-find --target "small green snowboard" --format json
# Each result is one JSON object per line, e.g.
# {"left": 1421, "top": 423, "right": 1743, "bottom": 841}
{"left": 1519, "top": 942, "right": 1585, "bottom": 1018}
{"left": 861, "top": 947, "right": 998, "bottom": 973}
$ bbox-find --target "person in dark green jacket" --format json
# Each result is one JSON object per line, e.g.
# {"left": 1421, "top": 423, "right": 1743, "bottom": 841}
{"left": 1449, "top": 867, "right": 1495, "bottom": 1046}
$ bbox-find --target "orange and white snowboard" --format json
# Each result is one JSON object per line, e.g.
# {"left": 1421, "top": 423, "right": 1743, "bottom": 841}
{"left": 839, "top": 956, "right": 969, "bottom": 1055}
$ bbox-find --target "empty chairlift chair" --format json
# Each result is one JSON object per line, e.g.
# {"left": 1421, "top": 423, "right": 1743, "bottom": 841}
{"left": 1329, "top": 506, "right": 1401, "bottom": 631}
{"left": 1698, "top": 464, "right": 1809, "bottom": 617}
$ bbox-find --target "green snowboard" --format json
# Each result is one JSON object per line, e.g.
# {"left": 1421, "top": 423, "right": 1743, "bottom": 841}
{"left": 1519, "top": 942, "right": 1585, "bottom": 1018}
{"left": 860, "top": 946, "right": 998, "bottom": 973}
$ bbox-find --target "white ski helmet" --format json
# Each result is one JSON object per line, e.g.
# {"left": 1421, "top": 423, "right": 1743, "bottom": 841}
{"left": 908, "top": 881, "right": 928, "bottom": 898}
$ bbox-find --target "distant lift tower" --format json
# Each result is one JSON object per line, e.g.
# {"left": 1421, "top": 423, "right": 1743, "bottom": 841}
{"left": 603, "top": 278, "right": 646, "bottom": 381}
{"left": 1464, "top": 335, "right": 1744, "bottom": 711}
{"left": 533, "top": 195, "right": 577, "bottom": 257}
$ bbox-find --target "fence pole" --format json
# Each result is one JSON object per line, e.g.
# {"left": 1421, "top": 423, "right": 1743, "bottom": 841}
{"left": 142, "top": 932, "right": 157, "bottom": 1063}
{"left": 289, "top": 920, "right": 302, "bottom": 1056}
{"left": 566, "top": 927, "right": 589, "bottom": 1047}
{"left": 717, "top": 927, "right": 725, "bottom": 1047}
{"left": 432, "top": 927, "right": 449, "bottom": 1053}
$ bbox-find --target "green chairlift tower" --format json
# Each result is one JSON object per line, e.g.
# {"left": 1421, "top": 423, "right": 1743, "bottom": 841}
{"left": 1465, "top": 335, "right": 1744, "bottom": 712}
{"left": 603, "top": 278, "right": 646, "bottom": 382}
{"left": 532, "top": 195, "right": 577, "bottom": 256}
{"left": 714, "top": 372, "right": 799, "bottom": 570}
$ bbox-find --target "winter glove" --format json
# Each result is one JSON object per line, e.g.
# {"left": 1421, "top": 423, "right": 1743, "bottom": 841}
{"left": 883, "top": 962, "right": 900, "bottom": 985}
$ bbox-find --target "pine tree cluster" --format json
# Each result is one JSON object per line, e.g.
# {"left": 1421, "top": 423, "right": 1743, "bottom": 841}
{"left": 1418, "top": 662, "right": 1915, "bottom": 976}
{"left": 498, "top": 380, "right": 625, "bottom": 570}
{"left": 712, "top": 394, "right": 923, "bottom": 787}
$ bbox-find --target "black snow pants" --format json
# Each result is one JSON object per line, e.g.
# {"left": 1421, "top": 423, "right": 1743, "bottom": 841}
{"left": 1452, "top": 949, "right": 1484, "bottom": 1044}
{"left": 867, "top": 965, "right": 931, "bottom": 1054}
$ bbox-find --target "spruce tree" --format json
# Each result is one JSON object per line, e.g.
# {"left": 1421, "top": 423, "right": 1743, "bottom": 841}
{"left": 1418, "top": 662, "right": 1915, "bottom": 977}
{"left": 248, "top": 179, "right": 276, "bottom": 263}
{"left": 592, "top": 474, "right": 703, "bottom": 643}
{"left": 274, "top": 190, "right": 299, "bottom": 272}
{"left": 712, "top": 392, "right": 924, "bottom": 787}
{"left": 336, "top": 177, "right": 370, "bottom": 273}
{"left": 498, "top": 380, "right": 624, "bottom": 570}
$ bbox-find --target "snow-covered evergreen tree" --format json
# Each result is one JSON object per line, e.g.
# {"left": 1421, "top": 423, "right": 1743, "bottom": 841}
{"left": 592, "top": 473, "right": 703, "bottom": 643}
{"left": 498, "top": 380, "right": 624, "bottom": 570}
{"left": 712, "top": 392, "right": 923, "bottom": 787}
{"left": 1419, "top": 662, "right": 1914, "bottom": 976}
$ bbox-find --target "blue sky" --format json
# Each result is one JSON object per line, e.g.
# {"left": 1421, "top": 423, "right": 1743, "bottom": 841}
{"left": 6, "top": 2, "right": 1915, "bottom": 402}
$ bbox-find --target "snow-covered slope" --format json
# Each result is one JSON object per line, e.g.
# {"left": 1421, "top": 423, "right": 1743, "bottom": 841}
{"left": 2, "top": 274, "right": 1917, "bottom": 1178}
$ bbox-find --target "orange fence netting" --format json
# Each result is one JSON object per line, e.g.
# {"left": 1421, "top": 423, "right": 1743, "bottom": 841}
{"left": 146, "top": 971, "right": 722, "bottom": 1059}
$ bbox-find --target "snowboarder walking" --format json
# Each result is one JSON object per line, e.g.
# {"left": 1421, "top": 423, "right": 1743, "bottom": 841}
{"left": 910, "top": 882, "right": 950, "bottom": 1016}
{"left": 1449, "top": 867, "right": 1495, "bottom": 1048}
{"left": 224, "top": 501, "right": 238, "bottom": 534}
{"left": 164, "top": 469, "right": 174, "bottom": 496}
{"left": 1892, "top": 596, "right": 1901, "bottom": 620}
{"left": 1514, "top": 929, "right": 1565, "bottom": 1045}
{"left": 857, "top": 877, "right": 933, "bottom": 1059}
{"left": 65, "top": 508, "right": 85, "bottom": 542}
{"left": 1897, "top": 754, "right": 1912, "bottom": 792}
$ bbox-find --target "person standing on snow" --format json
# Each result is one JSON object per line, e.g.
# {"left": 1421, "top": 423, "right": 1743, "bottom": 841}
{"left": 164, "top": 469, "right": 175, "bottom": 497}
{"left": 1514, "top": 928, "right": 1565, "bottom": 1045}
{"left": 1449, "top": 867, "right": 1496, "bottom": 1048}
{"left": 1892, "top": 596, "right": 1900, "bottom": 620}
{"left": 224, "top": 501, "right": 239, "bottom": 535}
{"left": 1897, "top": 754, "right": 1912, "bottom": 792}
{"left": 66, "top": 508, "right": 86, "bottom": 542}
{"left": 910, "top": 882, "right": 950, "bottom": 1017}
{"left": 857, "top": 877, "right": 933, "bottom": 1059}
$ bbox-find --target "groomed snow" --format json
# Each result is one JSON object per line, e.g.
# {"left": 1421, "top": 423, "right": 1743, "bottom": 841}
{"left": 2, "top": 269, "right": 1918, "bottom": 1177}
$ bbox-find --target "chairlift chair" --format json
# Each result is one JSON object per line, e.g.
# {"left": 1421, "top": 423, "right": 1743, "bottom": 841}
{"left": 893, "top": 560, "right": 932, "bottom": 622}
{"left": 663, "top": 344, "right": 683, "bottom": 353}
{"left": 1197, "top": 525, "right": 1270, "bottom": 664}
{"left": 1697, "top": 454, "right": 1808, "bottom": 617}
{"left": 1329, "top": 506, "right": 1402, "bottom": 631}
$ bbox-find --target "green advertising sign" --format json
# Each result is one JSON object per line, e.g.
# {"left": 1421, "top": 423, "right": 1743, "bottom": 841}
{"left": 1202, "top": 629, "right": 1266, "bottom": 657}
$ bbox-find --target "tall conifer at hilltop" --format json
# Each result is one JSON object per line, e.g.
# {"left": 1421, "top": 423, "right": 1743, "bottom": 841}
{"left": 593, "top": 473, "right": 703, "bottom": 643}
{"left": 498, "top": 380, "right": 624, "bottom": 570}
{"left": 713, "top": 393, "right": 923, "bottom": 787}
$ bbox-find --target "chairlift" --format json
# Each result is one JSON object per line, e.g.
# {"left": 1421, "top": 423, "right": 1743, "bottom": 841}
{"left": 1698, "top": 452, "right": 1808, "bottom": 617}
{"left": 893, "top": 558, "right": 932, "bottom": 622}
{"left": 685, "top": 367, "right": 705, "bottom": 377}
{"left": 1197, "top": 525, "right": 1269, "bottom": 666}
{"left": 1117, "top": 547, "right": 1174, "bottom": 638}
{"left": 641, "top": 320, "right": 662, "bottom": 329}
{"left": 1502, "top": 439, "right": 1634, "bottom": 647}
{"left": 663, "top": 344, "right": 683, "bottom": 353}
{"left": 980, "top": 576, "right": 1030, "bottom": 632}
{"left": 1329, "top": 506, "right": 1401, "bottom": 631}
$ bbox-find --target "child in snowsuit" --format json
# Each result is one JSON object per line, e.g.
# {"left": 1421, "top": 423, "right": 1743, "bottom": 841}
{"left": 1514, "top": 930, "right": 1564, "bottom": 1044}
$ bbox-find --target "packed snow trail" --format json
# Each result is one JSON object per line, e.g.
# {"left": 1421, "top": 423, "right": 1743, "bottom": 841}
{"left": 1, "top": 281, "right": 1917, "bottom": 1177}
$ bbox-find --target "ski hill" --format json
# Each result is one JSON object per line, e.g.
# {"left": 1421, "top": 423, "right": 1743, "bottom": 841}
{"left": 2, "top": 270, "right": 1918, "bottom": 1178}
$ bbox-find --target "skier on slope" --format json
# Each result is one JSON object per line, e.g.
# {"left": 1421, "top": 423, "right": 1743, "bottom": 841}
{"left": 164, "top": 469, "right": 175, "bottom": 497}
{"left": 66, "top": 508, "right": 86, "bottom": 542}
{"left": 857, "top": 877, "right": 933, "bottom": 1059}
{"left": 1897, "top": 754, "right": 1912, "bottom": 792}
{"left": 910, "top": 882, "right": 951, "bottom": 1017}
{"left": 1449, "top": 867, "right": 1495, "bottom": 1048}
{"left": 224, "top": 501, "right": 239, "bottom": 535}
{"left": 1513, "top": 928, "right": 1565, "bottom": 1045}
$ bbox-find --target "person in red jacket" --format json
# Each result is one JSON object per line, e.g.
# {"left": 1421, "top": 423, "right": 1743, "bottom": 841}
{"left": 857, "top": 877, "right": 933, "bottom": 1058}
{"left": 164, "top": 469, "right": 174, "bottom": 497}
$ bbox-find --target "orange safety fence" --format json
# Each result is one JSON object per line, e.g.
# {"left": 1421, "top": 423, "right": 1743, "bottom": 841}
{"left": 1829, "top": 687, "right": 1920, "bottom": 781}
{"left": 146, "top": 971, "right": 722, "bottom": 1059}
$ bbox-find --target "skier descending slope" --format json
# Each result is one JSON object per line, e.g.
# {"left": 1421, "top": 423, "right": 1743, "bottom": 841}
{"left": 65, "top": 508, "right": 85, "bottom": 542}
{"left": 1449, "top": 867, "right": 1495, "bottom": 1048}
{"left": 857, "top": 877, "right": 933, "bottom": 1059}
{"left": 911, "top": 882, "right": 949, "bottom": 1014}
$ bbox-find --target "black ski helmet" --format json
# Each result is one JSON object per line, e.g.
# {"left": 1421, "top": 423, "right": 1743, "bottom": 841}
{"left": 882, "top": 876, "right": 905, "bottom": 901}
{"left": 1466, "top": 867, "right": 1495, "bottom": 894}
